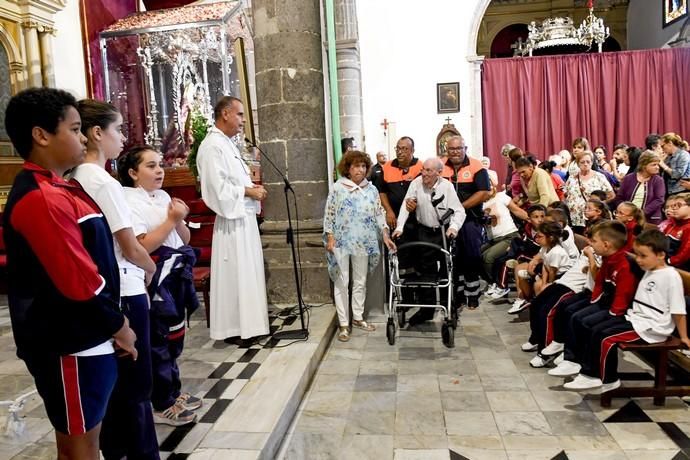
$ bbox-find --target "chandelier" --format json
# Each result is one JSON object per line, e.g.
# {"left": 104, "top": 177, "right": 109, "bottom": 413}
{"left": 521, "top": 0, "right": 610, "bottom": 56}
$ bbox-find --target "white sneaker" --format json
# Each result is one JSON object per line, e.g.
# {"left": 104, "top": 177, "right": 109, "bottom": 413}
{"left": 479, "top": 279, "right": 488, "bottom": 293}
{"left": 521, "top": 341, "right": 538, "bottom": 352}
{"left": 563, "top": 374, "right": 603, "bottom": 391}
{"left": 529, "top": 354, "right": 555, "bottom": 368}
{"left": 484, "top": 283, "right": 498, "bottom": 296}
{"left": 490, "top": 287, "right": 511, "bottom": 299}
{"left": 508, "top": 298, "right": 528, "bottom": 314}
{"left": 547, "top": 360, "right": 581, "bottom": 377}
{"left": 553, "top": 352, "right": 564, "bottom": 365}
{"left": 541, "top": 341, "right": 564, "bottom": 356}
{"left": 517, "top": 269, "right": 532, "bottom": 280}
{"left": 600, "top": 379, "right": 621, "bottom": 393}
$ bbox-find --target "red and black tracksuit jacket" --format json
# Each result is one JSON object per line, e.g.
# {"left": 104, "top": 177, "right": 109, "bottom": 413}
{"left": 3, "top": 162, "right": 123, "bottom": 360}
{"left": 664, "top": 218, "right": 690, "bottom": 270}
{"left": 590, "top": 249, "right": 641, "bottom": 316}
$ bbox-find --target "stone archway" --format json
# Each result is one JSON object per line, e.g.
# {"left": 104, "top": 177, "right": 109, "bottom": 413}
{"left": 464, "top": 0, "right": 492, "bottom": 158}
{"left": 468, "top": 0, "right": 493, "bottom": 58}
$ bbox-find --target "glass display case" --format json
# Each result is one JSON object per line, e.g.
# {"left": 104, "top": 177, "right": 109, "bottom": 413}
{"left": 100, "top": 1, "right": 254, "bottom": 166}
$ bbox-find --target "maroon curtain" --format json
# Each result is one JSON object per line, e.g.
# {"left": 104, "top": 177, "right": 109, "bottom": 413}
{"left": 481, "top": 48, "right": 690, "bottom": 185}
{"left": 79, "top": 0, "right": 138, "bottom": 99}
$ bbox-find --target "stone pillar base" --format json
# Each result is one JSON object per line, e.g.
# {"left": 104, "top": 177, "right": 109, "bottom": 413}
{"left": 261, "top": 224, "right": 332, "bottom": 304}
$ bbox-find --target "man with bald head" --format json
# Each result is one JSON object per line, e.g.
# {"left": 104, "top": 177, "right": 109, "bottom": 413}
{"left": 368, "top": 151, "right": 387, "bottom": 185}
{"left": 393, "top": 158, "right": 466, "bottom": 325}
{"left": 442, "top": 135, "right": 492, "bottom": 310}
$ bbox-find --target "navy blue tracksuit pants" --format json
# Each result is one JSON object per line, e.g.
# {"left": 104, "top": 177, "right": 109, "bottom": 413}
{"left": 552, "top": 290, "right": 591, "bottom": 361}
{"left": 150, "top": 319, "right": 185, "bottom": 411}
{"left": 454, "top": 219, "right": 485, "bottom": 306}
{"left": 100, "top": 294, "right": 159, "bottom": 460}
{"left": 580, "top": 316, "right": 642, "bottom": 383}
{"left": 526, "top": 283, "right": 575, "bottom": 351}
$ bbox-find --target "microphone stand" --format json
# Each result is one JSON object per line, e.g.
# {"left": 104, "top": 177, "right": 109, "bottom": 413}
{"left": 245, "top": 138, "right": 309, "bottom": 340}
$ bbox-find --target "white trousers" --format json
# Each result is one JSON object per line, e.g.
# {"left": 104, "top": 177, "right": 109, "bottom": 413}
{"left": 333, "top": 252, "right": 369, "bottom": 327}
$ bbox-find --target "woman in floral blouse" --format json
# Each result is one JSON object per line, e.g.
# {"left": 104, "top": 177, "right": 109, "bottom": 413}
{"left": 564, "top": 151, "right": 614, "bottom": 233}
{"left": 324, "top": 150, "right": 396, "bottom": 342}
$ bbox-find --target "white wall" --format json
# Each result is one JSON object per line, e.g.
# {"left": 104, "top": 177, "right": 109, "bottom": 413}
{"left": 52, "top": 0, "right": 87, "bottom": 97}
{"left": 627, "top": 0, "right": 684, "bottom": 49}
{"left": 356, "top": 0, "right": 486, "bottom": 161}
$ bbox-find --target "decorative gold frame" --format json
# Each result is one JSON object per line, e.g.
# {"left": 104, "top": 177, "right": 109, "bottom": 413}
{"left": 234, "top": 37, "right": 255, "bottom": 145}
{"left": 664, "top": 0, "right": 688, "bottom": 27}
{"left": 437, "top": 82, "right": 460, "bottom": 114}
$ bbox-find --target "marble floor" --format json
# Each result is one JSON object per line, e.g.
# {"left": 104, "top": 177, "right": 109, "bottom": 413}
{"left": 279, "top": 296, "right": 690, "bottom": 460}
{"left": 2, "top": 291, "right": 690, "bottom": 459}
{"left": 0, "top": 297, "right": 335, "bottom": 460}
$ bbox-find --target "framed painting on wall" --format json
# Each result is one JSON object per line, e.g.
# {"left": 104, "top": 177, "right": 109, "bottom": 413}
{"left": 663, "top": 0, "right": 688, "bottom": 27}
{"left": 437, "top": 82, "right": 459, "bottom": 114}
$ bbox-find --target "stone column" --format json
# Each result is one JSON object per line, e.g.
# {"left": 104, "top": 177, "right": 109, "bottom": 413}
{"left": 22, "top": 21, "right": 42, "bottom": 87}
{"left": 467, "top": 55, "right": 485, "bottom": 158}
{"left": 38, "top": 26, "right": 56, "bottom": 87}
{"left": 335, "top": 0, "right": 363, "bottom": 149}
{"left": 252, "top": 0, "right": 331, "bottom": 303}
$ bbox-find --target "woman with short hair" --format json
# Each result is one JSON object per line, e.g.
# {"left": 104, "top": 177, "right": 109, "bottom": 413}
{"left": 563, "top": 151, "right": 614, "bottom": 233}
{"left": 612, "top": 151, "right": 666, "bottom": 224}
{"left": 659, "top": 133, "right": 690, "bottom": 195}
{"left": 324, "top": 151, "right": 396, "bottom": 342}
{"left": 514, "top": 157, "right": 559, "bottom": 207}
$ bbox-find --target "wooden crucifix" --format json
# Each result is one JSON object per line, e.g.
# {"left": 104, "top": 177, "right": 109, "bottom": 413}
{"left": 380, "top": 118, "right": 390, "bottom": 137}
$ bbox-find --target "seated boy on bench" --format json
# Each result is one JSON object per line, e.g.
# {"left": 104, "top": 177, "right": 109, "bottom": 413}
{"left": 563, "top": 229, "right": 690, "bottom": 392}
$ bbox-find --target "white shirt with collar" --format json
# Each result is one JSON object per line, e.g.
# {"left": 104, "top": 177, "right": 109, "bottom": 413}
{"left": 197, "top": 126, "right": 260, "bottom": 218}
{"left": 395, "top": 176, "right": 465, "bottom": 234}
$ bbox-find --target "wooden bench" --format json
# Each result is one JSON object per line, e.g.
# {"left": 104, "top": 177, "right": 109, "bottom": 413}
{"left": 600, "top": 269, "right": 690, "bottom": 407}
{"left": 600, "top": 337, "right": 689, "bottom": 407}
{"left": 193, "top": 266, "right": 211, "bottom": 328}
{"left": 188, "top": 211, "right": 214, "bottom": 328}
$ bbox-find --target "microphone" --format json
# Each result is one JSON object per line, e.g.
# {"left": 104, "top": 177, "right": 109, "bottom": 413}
{"left": 245, "top": 137, "right": 293, "bottom": 192}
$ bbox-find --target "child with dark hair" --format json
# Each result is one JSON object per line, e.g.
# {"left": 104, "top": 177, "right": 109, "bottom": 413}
{"left": 3, "top": 88, "right": 136, "bottom": 459}
{"left": 549, "top": 220, "right": 642, "bottom": 378}
{"left": 563, "top": 229, "right": 689, "bottom": 392}
{"left": 72, "top": 100, "right": 160, "bottom": 459}
{"left": 547, "top": 201, "right": 572, "bottom": 226}
{"left": 588, "top": 189, "right": 608, "bottom": 203}
{"left": 614, "top": 201, "right": 645, "bottom": 252}
{"left": 540, "top": 160, "right": 565, "bottom": 200}
{"left": 584, "top": 198, "right": 611, "bottom": 232}
{"left": 662, "top": 193, "right": 690, "bottom": 270}
{"left": 119, "top": 146, "right": 203, "bottom": 426}
{"left": 524, "top": 241, "right": 600, "bottom": 365}
{"left": 488, "top": 204, "right": 545, "bottom": 299}
{"left": 509, "top": 221, "right": 573, "bottom": 314}
{"left": 546, "top": 208, "right": 579, "bottom": 262}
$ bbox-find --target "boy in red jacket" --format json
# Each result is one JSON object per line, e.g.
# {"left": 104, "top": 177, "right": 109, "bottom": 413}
{"left": 548, "top": 220, "right": 641, "bottom": 378}
{"left": 564, "top": 229, "right": 689, "bottom": 392}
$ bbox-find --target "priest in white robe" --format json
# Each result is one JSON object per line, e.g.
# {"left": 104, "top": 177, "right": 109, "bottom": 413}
{"left": 196, "top": 96, "right": 270, "bottom": 341}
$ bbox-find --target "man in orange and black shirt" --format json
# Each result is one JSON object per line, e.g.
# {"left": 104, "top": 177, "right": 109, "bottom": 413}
{"left": 375, "top": 136, "right": 424, "bottom": 245}
{"left": 443, "top": 135, "right": 492, "bottom": 310}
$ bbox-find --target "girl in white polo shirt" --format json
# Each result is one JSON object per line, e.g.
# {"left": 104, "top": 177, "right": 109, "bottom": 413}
{"left": 72, "top": 100, "right": 159, "bottom": 460}
{"left": 118, "top": 145, "right": 201, "bottom": 427}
